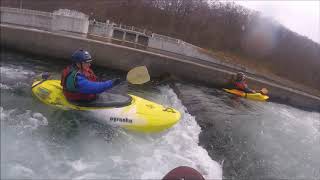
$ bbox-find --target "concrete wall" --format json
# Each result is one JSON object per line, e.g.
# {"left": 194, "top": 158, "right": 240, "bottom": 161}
{"left": 148, "top": 34, "right": 250, "bottom": 72}
{"left": 0, "top": 7, "right": 244, "bottom": 72}
{"left": 88, "top": 21, "right": 113, "bottom": 37}
{"left": 1, "top": 24, "right": 319, "bottom": 111}
{"left": 52, "top": 16, "right": 88, "bottom": 35}
{"left": 0, "top": 7, "right": 218, "bottom": 63}
{"left": 149, "top": 34, "right": 213, "bottom": 61}
{"left": 0, "top": 7, "right": 52, "bottom": 30}
{"left": 88, "top": 20, "right": 149, "bottom": 46}
{"left": 51, "top": 9, "right": 89, "bottom": 35}
{"left": 149, "top": 34, "right": 180, "bottom": 52}
{"left": 1, "top": 7, "right": 89, "bottom": 35}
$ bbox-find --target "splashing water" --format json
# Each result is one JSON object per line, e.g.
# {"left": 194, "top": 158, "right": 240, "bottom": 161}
{"left": 1, "top": 50, "right": 222, "bottom": 179}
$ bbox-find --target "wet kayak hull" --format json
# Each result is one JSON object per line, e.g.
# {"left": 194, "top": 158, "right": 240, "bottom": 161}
{"left": 31, "top": 80, "right": 181, "bottom": 133}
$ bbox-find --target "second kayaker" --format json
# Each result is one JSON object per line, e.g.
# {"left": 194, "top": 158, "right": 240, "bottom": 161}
{"left": 230, "top": 72, "right": 256, "bottom": 93}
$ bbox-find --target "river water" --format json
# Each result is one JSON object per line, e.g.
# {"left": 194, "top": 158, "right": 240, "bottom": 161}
{"left": 1, "top": 49, "right": 319, "bottom": 179}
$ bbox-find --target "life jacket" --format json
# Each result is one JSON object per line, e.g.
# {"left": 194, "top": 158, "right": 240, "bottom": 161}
{"left": 234, "top": 80, "right": 247, "bottom": 91}
{"left": 61, "top": 65, "right": 97, "bottom": 101}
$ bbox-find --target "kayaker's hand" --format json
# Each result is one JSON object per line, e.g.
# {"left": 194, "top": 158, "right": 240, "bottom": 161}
{"left": 112, "top": 78, "right": 122, "bottom": 86}
{"left": 41, "top": 72, "right": 50, "bottom": 80}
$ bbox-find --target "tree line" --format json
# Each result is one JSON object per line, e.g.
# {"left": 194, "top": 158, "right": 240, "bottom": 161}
{"left": 2, "top": 0, "right": 319, "bottom": 92}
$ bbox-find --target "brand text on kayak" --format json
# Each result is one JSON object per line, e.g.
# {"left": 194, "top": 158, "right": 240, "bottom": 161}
{"left": 110, "top": 117, "right": 133, "bottom": 123}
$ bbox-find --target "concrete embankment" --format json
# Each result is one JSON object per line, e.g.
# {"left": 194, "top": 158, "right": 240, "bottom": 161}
{"left": 1, "top": 24, "right": 319, "bottom": 111}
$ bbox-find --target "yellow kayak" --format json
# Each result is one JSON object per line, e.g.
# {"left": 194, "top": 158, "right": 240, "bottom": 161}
{"left": 224, "top": 88, "right": 269, "bottom": 101}
{"left": 31, "top": 80, "right": 181, "bottom": 133}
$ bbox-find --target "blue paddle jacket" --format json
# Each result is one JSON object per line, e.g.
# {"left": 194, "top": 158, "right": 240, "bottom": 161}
{"left": 76, "top": 73, "right": 114, "bottom": 94}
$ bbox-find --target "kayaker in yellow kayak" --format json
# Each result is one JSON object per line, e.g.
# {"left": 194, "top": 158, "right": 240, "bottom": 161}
{"left": 61, "top": 49, "right": 121, "bottom": 103}
{"left": 230, "top": 72, "right": 256, "bottom": 93}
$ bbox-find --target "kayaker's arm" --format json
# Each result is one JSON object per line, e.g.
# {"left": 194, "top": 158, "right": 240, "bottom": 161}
{"left": 76, "top": 74, "right": 114, "bottom": 94}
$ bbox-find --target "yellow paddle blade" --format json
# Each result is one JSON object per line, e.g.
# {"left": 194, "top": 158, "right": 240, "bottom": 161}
{"left": 127, "top": 66, "right": 150, "bottom": 84}
{"left": 261, "top": 88, "right": 269, "bottom": 95}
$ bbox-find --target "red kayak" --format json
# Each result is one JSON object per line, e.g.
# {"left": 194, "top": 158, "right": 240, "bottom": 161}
{"left": 162, "top": 166, "right": 205, "bottom": 180}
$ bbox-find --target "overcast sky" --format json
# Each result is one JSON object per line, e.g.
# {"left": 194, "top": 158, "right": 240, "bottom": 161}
{"left": 234, "top": 0, "right": 320, "bottom": 43}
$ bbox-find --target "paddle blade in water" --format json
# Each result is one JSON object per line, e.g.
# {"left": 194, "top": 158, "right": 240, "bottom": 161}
{"left": 127, "top": 66, "right": 150, "bottom": 84}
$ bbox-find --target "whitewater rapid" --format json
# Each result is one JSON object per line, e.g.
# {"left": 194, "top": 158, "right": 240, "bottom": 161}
{"left": 0, "top": 52, "right": 222, "bottom": 179}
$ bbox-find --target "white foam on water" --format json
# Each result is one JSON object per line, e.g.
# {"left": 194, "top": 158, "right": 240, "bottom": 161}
{"left": 85, "top": 85, "right": 222, "bottom": 179}
{"left": 1, "top": 50, "right": 318, "bottom": 179}
{"left": 0, "top": 107, "right": 48, "bottom": 132}
{"left": 0, "top": 83, "right": 12, "bottom": 90}
{"left": 244, "top": 102, "right": 320, "bottom": 179}
{"left": 7, "top": 164, "right": 35, "bottom": 178}
{"left": 272, "top": 105, "right": 320, "bottom": 136}
{"left": 0, "top": 65, "right": 37, "bottom": 91}
{"left": 155, "top": 85, "right": 223, "bottom": 179}
{"left": 67, "top": 159, "right": 99, "bottom": 172}
{"left": 74, "top": 173, "right": 111, "bottom": 180}
{"left": 1, "top": 107, "right": 51, "bottom": 179}
{"left": 1, "top": 85, "right": 222, "bottom": 179}
{"left": 0, "top": 66, "right": 35, "bottom": 81}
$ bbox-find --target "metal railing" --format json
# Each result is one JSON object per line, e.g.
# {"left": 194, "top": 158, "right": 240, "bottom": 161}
{"left": 89, "top": 20, "right": 107, "bottom": 27}
{"left": 88, "top": 19, "right": 152, "bottom": 38}
{"left": 113, "top": 23, "right": 145, "bottom": 34}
